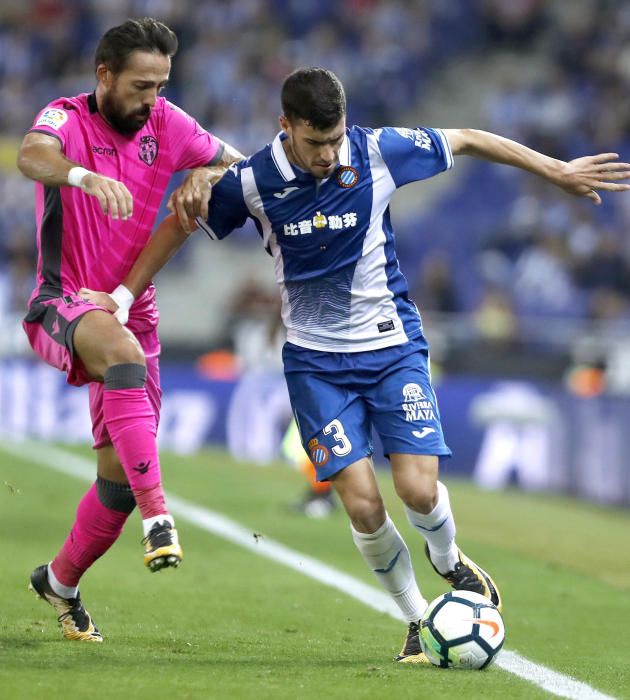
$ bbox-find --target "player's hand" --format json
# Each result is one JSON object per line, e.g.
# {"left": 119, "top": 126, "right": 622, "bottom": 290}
{"left": 78, "top": 286, "right": 134, "bottom": 325}
{"left": 77, "top": 288, "right": 120, "bottom": 314}
{"left": 167, "top": 166, "right": 227, "bottom": 233}
{"left": 80, "top": 173, "right": 134, "bottom": 220}
{"left": 557, "top": 153, "right": 630, "bottom": 205}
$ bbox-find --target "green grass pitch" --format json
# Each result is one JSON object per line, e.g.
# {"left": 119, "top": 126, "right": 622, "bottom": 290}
{"left": 0, "top": 444, "right": 629, "bottom": 699}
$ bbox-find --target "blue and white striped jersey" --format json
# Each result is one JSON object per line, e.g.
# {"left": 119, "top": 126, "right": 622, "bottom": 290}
{"left": 198, "top": 125, "right": 453, "bottom": 352}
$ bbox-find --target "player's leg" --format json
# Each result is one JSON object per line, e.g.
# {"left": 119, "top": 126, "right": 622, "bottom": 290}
{"left": 30, "top": 314, "right": 176, "bottom": 640}
{"left": 361, "top": 344, "right": 501, "bottom": 666}
{"left": 390, "top": 453, "right": 457, "bottom": 572}
{"left": 331, "top": 457, "right": 429, "bottom": 664}
{"left": 23, "top": 297, "right": 134, "bottom": 639}
{"left": 44, "top": 446, "right": 134, "bottom": 603}
{"left": 73, "top": 311, "right": 165, "bottom": 514}
{"left": 37, "top": 304, "right": 178, "bottom": 606}
{"left": 368, "top": 345, "right": 502, "bottom": 611}
{"left": 73, "top": 309, "right": 162, "bottom": 504}
{"left": 391, "top": 453, "right": 501, "bottom": 611}
{"left": 30, "top": 450, "right": 135, "bottom": 642}
{"left": 330, "top": 456, "right": 428, "bottom": 625}
{"left": 284, "top": 363, "right": 428, "bottom": 660}
{"left": 74, "top": 316, "right": 181, "bottom": 571}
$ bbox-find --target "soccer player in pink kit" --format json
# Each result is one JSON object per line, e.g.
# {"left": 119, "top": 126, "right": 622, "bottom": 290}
{"left": 17, "top": 18, "right": 242, "bottom": 642}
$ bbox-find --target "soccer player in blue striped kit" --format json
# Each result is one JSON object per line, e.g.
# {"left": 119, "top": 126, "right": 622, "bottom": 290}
{"left": 82, "top": 68, "right": 630, "bottom": 662}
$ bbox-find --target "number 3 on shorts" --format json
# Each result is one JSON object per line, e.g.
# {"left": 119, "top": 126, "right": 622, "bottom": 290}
{"left": 323, "top": 419, "right": 352, "bottom": 456}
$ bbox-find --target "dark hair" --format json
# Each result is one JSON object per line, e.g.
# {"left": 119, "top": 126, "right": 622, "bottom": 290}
{"left": 281, "top": 67, "right": 346, "bottom": 130}
{"left": 94, "top": 18, "right": 178, "bottom": 74}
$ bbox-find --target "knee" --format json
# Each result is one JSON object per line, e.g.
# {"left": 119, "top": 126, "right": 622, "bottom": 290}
{"left": 345, "top": 493, "right": 386, "bottom": 533}
{"left": 101, "top": 329, "right": 146, "bottom": 389}
{"left": 74, "top": 314, "right": 146, "bottom": 381}
{"left": 395, "top": 477, "right": 438, "bottom": 515}
{"left": 103, "top": 334, "right": 145, "bottom": 369}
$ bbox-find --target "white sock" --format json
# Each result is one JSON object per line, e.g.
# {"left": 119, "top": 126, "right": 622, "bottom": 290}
{"left": 47, "top": 562, "right": 78, "bottom": 599}
{"left": 142, "top": 513, "right": 174, "bottom": 537}
{"left": 392, "top": 582, "right": 429, "bottom": 623}
{"left": 404, "top": 481, "right": 458, "bottom": 574}
{"left": 351, "top": 515, "right": 427, "bottom": 622}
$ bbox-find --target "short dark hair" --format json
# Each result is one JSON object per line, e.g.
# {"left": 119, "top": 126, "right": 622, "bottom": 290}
{"left": 94, "top": 18, "right": 178, "bottom": 75}
{"left": 281, "top": 67, "right": 346, "bottom": 131}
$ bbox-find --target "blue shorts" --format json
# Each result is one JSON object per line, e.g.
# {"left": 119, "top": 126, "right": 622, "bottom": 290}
{"left": 282, "top": 337, "right": 451, "bottom": 481}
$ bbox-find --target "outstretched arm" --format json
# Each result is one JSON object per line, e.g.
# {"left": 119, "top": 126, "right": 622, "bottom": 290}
{"left": 444, "top": 128, "right": 630, "bottom": 205}
{"left": 79, "top": 214, "right": 188, "bottom": 322}
{"left": 17, "top": 132, "right": 134, "bottom": 219}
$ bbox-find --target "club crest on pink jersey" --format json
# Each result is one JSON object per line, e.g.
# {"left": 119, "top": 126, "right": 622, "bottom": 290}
{"left": 139, "top": 135, "right": 158, "bottom": 166}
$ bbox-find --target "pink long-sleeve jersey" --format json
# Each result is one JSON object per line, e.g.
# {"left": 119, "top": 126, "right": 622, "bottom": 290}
{"left": 27, "top": 92, "right": 222, "bottom": 332}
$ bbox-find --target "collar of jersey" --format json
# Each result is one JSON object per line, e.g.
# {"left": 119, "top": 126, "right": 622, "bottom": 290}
{"left": 271, "top": 130, "right": 351, "bottom": 182}
{"left": 88, "top": 91, "right": 98, "bottom": 113}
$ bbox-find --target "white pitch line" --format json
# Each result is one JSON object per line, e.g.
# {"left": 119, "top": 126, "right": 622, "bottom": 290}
{"left": 1, "top": 439, "right": 616, "bottom": 700}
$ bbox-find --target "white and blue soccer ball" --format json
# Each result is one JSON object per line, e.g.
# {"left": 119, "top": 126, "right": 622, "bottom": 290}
{"left": 420, "top": 590, "right": 505, "bottom": 669}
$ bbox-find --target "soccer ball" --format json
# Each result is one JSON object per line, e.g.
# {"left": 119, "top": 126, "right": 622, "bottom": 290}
{"left": 420, "top": 590, "right": 505, "bottom": 669}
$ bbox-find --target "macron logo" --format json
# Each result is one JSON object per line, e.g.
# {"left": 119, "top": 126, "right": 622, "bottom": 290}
{"left": 273, "top": 186, "right": 299, "bottom": 199}
{"left": 412, "top": 427, "right": 436, "bottom": 439}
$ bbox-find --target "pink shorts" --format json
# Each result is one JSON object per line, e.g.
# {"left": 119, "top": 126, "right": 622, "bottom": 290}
{"left": 23, "top": 294, "right": 162, "bottom": 449}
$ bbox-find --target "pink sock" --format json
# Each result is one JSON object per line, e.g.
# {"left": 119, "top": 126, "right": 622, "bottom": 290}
{"left": 102, "top": 378, "right": 167, "bottom": 519}
{"left": 50, "top": 482, "right": 132, "bottom": 587}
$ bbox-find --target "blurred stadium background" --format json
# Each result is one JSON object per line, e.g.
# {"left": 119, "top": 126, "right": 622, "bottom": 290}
{"left": 1, "top": 0, "right": 630, "bottom": 507}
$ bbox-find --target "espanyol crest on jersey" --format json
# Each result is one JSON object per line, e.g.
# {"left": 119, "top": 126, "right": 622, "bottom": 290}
{"left": 336, "top": 165, "right": 359, "bottom": 188}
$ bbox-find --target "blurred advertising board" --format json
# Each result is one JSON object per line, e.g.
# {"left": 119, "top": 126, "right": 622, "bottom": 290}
{"left": 0, "top": 360, "right": 627, "bottom": 506}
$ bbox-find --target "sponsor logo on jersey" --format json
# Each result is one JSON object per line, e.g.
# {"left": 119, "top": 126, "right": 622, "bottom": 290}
{"left": 35, "top": 108, "right": 68, "bottom": 131}
{"left": 273, "top": 186, "right": 299, "bottom": 199}
{"left": 402, "top": 383, "right": 436, "bottom": 422}
{"left": 309, "top": 440, "right": 330, "bottom": 466}
{"left": 403, "top": 383, "right": 425, "bottom": 402}
{"left": 139, "top": 135, "right": 158, "bottom": 166}
{"left": 92, "top": 145, "right": 117, "bottom": 156}
{"left": 394, "top": 127, "right": 432, "bottom": 151}
{"left": 336, "top": 165, "right": 359, "bottom": 188}
{"left": 412, "top": 427, "right": 436, "bottom": 439}
{"left": 312, "top": 211, "right": 327, "bottom": 229}
{"left": 283, "top": 211, "right": 358, "bottom": 236}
